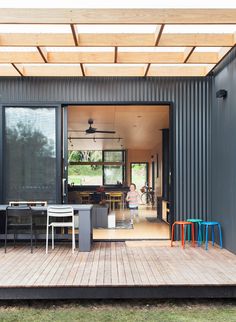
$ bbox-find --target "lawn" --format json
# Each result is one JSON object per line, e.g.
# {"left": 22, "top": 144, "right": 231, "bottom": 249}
{"left": 0, "top": 300, "right": 236, "bottom": 322}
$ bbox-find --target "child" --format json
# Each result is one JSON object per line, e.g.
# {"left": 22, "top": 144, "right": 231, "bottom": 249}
{"left": 126, "top": 183, "right": 140, "bottom": 225}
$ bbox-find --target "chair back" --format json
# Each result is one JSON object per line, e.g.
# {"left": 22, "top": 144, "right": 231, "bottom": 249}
{"left": 47, "top": 206, "right": 74, "bottom": 218}
{"left": 6, "top": 206, "right": 32, "bottom": 225}
{"left": 6, "top": 205, "right": 32, "bottom": 216}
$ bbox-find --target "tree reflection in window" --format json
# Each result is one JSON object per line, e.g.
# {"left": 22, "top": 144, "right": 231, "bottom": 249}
{"left": 4, "top": 107, "right": 56, "bottom": 202}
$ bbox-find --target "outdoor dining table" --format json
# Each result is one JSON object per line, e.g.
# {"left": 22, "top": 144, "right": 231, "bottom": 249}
{"left": 0, "top": 204, "right": 93, "bottom": 252}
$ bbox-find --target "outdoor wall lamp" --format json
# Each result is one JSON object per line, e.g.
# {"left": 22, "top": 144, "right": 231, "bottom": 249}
{"left": 216, "top": 89, "right": 227, "bottom": 99}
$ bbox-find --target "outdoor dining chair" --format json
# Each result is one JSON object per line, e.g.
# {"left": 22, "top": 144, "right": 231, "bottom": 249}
{"left": 5, "top": 206, "right": 34, "bottom": 253}
{"left": 46, "top": 205, "right": 75, "bottom": 254}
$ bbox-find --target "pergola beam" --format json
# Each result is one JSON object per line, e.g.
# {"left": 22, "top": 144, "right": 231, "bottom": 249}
{"left": 0, "top": 33, "right": 234, "bottom": 47}
{"left": 0, "top": 8, "right": 236, "bottom": 24}
{"left": 0, "top": 50, "right": 230, "bottom": 64}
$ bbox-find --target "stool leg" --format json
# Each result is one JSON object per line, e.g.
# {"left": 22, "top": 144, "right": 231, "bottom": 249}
{"left": 212, "top": 225, "right": 215, "bottom": 246}
{"left": 188, "top": 224, "right": 190, "bottom": 242}
{"left": 181, "top": 224, "right": 185, "bottom": 248}
{"left": 205, "top": 225, "right": 208, "bottom": 250}
{"left": 171, "top": 223, "right": 175, "bottom": 247}
{"left": 218, "top": 224, "right": 223, "bottom": 249}
{"left": 198, "top": 223, "right": 202, "bottom": 246}
{"left": 197, "top": 223, "right": 201, "bottom": 246}
{"left": 191, "top": 223, "right": 195, "bottom": 246}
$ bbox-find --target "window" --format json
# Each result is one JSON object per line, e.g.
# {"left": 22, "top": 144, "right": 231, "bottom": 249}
{"left": 68, "top": 151, "right": 102, "bottom": 185}
{"left": 68, "top": 150, "right": 125, "bottom": 186}
{"left": 103, "top": 150, "right": 124, "bottom": 185}
{"left": 4, "top": 107, "right": 57, "bottom": 203}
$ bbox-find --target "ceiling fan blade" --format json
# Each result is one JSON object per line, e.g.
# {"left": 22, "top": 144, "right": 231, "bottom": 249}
{"left": 95, "top": 130, "right": 116, "bottom": 134}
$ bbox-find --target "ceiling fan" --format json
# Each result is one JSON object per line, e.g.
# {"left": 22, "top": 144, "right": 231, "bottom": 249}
{"left": 84, "top": 119, "right": 116, "bottom": 134}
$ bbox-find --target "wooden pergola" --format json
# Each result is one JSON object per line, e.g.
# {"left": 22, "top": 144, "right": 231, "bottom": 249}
{"left": 0, "top": 8, "right": 236, "bottom": 77}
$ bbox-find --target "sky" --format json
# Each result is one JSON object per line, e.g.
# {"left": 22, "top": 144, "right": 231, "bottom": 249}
{"left": 0, "top": 0, "right": 235, "bottom": 8}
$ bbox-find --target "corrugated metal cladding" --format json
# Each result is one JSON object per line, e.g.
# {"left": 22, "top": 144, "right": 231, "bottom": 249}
{"left": 0, "top": 76, "right": 212, "bottom": 221}
{"left": 211, "top": 47, "right": 236, "bottom": 254}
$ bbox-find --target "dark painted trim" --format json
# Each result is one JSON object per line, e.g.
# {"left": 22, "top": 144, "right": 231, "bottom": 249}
{"left": 62, "top": 105, "right": 68, "bottom": 204}
{"left": 0, "top": 285, "right": 235, "bottom": 300}
{"left": 0, "top": 105, "right": 3, "bottom": 203}
{"left": 162, "top": 129, "right": 170, "bottom": 201}
{"left": 56, "top": 106, "right": 62, "bottom": 203}
{"left": 151, "top": 161, "right": 155, "bottom": 190}
{"left": 168, "top": 103, "right": 175, "bottom": 228}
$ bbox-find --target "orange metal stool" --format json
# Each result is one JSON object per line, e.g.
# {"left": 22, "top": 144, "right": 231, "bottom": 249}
{"left": 171, "top": 221, "right": 195, "bottom": 248}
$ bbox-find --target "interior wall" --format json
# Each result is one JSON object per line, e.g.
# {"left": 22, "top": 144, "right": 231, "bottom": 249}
{"left": 212, "top": 48, "right": 236, "bottom": 253}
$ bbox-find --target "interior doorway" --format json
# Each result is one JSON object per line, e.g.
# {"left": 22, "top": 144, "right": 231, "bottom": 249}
{"left": 64, "top": 103, "right": 172, "bottom": 240}
{"left": 130, "top": 162, "right": 149, "bottom": 193}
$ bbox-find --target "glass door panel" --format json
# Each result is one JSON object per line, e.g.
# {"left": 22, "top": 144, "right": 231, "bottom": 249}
{"left": 3, "top": 106, "right": 60, "bottom": 203}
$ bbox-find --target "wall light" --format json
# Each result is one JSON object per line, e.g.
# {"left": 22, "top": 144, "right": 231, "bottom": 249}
{"left": 216, "top": 89, "right": 227, "bottom": 99}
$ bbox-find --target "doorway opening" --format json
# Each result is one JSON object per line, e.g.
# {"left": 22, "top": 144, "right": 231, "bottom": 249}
{"left": 65, "top": 104, "right": 172, "bottom": 240}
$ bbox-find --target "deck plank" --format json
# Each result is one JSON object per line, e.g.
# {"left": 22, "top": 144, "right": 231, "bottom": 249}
{"left": 116, "top": 242, "right": 127, "bottom": 285}
{"left": 125, "top": 243, "right": 142, "bottom": 285}
{"left": 88, "top": 242, "right": 101, "bottom": 286}
{"left": 0, "top": 242, "right": 236, "bottom": 288}
{"left": 103, "top": 242, "right": 112, "bottom": 286}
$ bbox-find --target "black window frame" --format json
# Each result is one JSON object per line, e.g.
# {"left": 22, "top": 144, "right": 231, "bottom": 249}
{"left": 102, "top": 149, "right": 126, "bottom": 186}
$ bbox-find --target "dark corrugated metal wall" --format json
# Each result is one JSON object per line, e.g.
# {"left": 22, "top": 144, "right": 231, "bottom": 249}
{"left": 211, "top": 47, "right": 236, "bottom": 254}
{"left": 0, "top": 76, "right": 211, "bottom": 221}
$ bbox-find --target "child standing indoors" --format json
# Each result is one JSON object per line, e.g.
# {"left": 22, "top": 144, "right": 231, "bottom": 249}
{"left": 126, "top": 183, "right": 140, "bottom": 225}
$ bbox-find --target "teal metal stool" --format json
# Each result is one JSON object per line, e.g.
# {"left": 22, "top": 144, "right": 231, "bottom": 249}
{"left": 187, "top": 219, "right": 203, "bottom": 245}
{"left": 199, "top": 221, "right": 223, "bottom": 250}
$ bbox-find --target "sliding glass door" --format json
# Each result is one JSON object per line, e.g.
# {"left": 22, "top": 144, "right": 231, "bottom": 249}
{"left": 3, "top": 106, "right": 61, "bottom": 203}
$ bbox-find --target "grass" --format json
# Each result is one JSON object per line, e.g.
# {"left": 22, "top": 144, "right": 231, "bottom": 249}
{"left": 0, "top": 300, "right": 236, "bottom": 322}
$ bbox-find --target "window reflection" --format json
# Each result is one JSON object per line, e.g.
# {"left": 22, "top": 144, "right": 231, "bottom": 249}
{"left": 4, "top": 107, "right": 57, "bottom": 203}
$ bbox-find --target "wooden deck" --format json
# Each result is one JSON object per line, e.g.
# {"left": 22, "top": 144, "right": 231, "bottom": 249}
{"left": 0, "top": 241, "right": 236, "bottom": 299}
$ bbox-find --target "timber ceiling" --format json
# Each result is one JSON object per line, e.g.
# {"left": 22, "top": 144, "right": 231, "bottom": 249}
{"left": 0, "top": 8, "right": 236, "bottom": 77}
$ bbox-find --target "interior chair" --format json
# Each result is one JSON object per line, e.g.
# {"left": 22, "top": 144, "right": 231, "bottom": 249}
{"left": 109, "top": 192, "right": 124, "bottom": 210}
{"left": 46, "top": 205, "right": 75, "bottom": 254}
{"left": 79, "top": 192, "right": 91, "bottom": 204}
{"left": 5, "top": 206, "right": 34, "bottom": 253}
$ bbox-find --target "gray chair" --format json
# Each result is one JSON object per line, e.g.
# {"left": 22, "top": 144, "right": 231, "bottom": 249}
{"left": 5, "top": 206, "right": 34, "bottom": 253}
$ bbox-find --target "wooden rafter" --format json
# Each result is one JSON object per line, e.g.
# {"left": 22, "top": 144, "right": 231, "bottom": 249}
{"left": 184, "top": 47, "right": 195, "bottom": 63}
{"left": 11, "top": 63, "right": 24, "bottom": 76}
{"left": 0, "top": 8, "right": 235, "bottom": 77}
{"left": 0, "top": 33, "right": 234, "bottom": 47}
{"left": 0, "top": 9, "right": 236, "bottom": 24}
{"left": 70, "top": 24, "right": 78, "bottom": 46}
{"left": 148, "top": 64, "right": 214, "bottom": 77}
{"left": 144, "top": 64, "right": 151, "bottom": 77}
{"left": 159, "top": 33, "right": 234, "bottom": 47}
{"left": 13, "top": 64, "right": 83, "bottom": 77}
{"left": 0, "top": 51, "right": 43, "bottom": 63}
{"left": 47, "top": 51, "right": 114, "bottom": 63}
{"left": 37, "top": 47, "right": 48, "bottom": 63}
{"left": 117, "top": 52, "right": 183, "bottom": 63}
{"left": 80, "top": 63, "right": 85, "bottom": 76}
{"left": 154, "top": 24, "right": 165, "bottom": 46}
{"left": 0, "top": 33, "right": 74, "bottom": 46}
{"left": 114, "top": 47, "right": 118, "bottom": 63}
